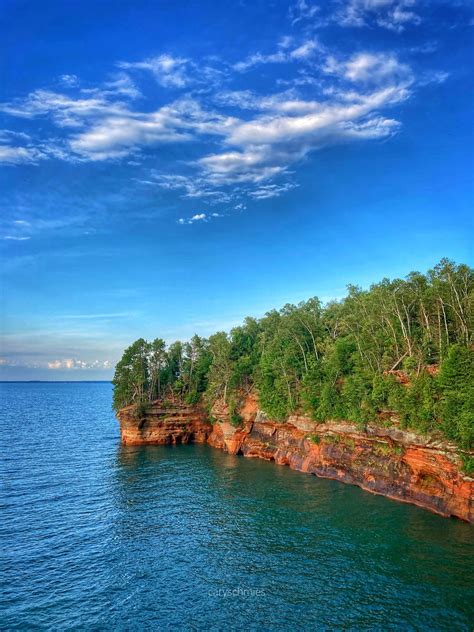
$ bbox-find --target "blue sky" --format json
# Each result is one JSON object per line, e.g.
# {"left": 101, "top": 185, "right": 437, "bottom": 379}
{"left": 1, "top": 0, "right": 473, "bottom": 380}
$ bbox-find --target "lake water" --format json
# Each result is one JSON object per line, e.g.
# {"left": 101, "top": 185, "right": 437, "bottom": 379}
{"left": 1, "top": 382, "right": 473, "bottom": 630}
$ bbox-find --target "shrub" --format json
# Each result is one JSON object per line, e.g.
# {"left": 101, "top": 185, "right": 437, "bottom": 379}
{"left": 439, "top": 345, "right": 474, "bottom": 449}
{"left": 460, "top": 455, "right": 474, "bottom": 476}
{"left": 230, "top": 411, "right": 243, "bottom": 427}
{"left": 132, "top": 401, "right": 149, "bottom": 420}
{"left": 184, "top": 391, "right": 201, "bottom": 405}
{"left": 324, "top": 434, "right": 340, "bottom": 445}
{"left": 374, "top": 442, "right": 404, "bottom": 457}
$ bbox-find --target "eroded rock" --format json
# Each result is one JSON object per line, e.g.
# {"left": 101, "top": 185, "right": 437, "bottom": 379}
{"left": 117, "top": 395, "right": 474, "bottom": 522}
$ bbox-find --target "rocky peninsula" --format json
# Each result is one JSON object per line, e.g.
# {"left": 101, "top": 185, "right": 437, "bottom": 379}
{"left": 118, "top": 393, "right": 473, "bottom": 523}
{"left": 115, "top": 261, "right": 473, "bottom": 523}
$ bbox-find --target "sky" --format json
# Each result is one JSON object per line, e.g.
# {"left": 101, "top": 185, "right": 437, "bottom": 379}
{"left": 0, "top": 0, "right": 473, "bottom": 380}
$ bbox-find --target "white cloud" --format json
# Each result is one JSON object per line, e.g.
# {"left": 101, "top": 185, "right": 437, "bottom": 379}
{"left": 0, "top": 129, "right": 31, "bottom": 142}
{"left": 336, "top": 0, "right": 421, "bottom": 32}
{"left": 47, "top": 358, "right": 112, "bottom": 369}
{"left": 215, "top": 89, "right": 318, "bottom": 113}
{"left": 177, "top": 211, "right": 226, "bottom": 225}
{"left": 324, "top": 52, "right": 412, "bottom": 85}
{"left": 289, "top": 0, "right": 319, "bottom": 25}
{"left": 69, "top": 111, "right": 189, "bottom": 160}
{"left": 194, "top": 80, "right": 408, "bottom": 190}
{"left": 60, "top": 74, "right": 79, "bottom": 87}
{"left": 228, "top": 86, "right": 407, "bottom": 146}
{"left": 234, "top": 39, "right": 320, "bottom": 72}
{"left": 0, "top": 357, "right": 35, "bottom": 368}
{"left": 249, "top": 183, "right": 299, "bottom": 199}
{"left": 233, "top": 51, "right": 286, "bottom": 72}
{"left": 0, "top": 89, "right": 128, "bottom": 127}
{"left": 290, "top": 40, "right": 319, "bottom": 60}
{"left": 0, "top": 144, "right": 45, "bottom": 165}
{"left": 177, "top": 212, "right": 211, "bottom": 225}
{"left": 0, "top": 39, "right": 438, "bottom": 207}
{"left": 118, "top": 54, "right": 193, "bottom": 88}
{"left": 420, "top": 70, "right": 449, "bottom": 85}
{"left": 2, "top": 235, "right": 31, "bottom": 241}
{"left": 56, "top": 94, "right": 234, "bottom": 159}
{"left": 148, "top": 173, "right": 231, "bottom": 201}
{"left": 0, "top": 90, "right": 234, "bottom": 161}
{"left": 198, "top": 148, "right": 288, "bottom": 185}
{"left": 142, "top": 51, "right": 412, "bottom": 199}
{"left": 82, "top": 73, "right": 141, "bottom": 100}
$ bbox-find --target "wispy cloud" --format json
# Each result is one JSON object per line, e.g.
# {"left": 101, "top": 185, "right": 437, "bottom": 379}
{"left": 248, "top": 183, "right": 299, "bottom": 199}
{"left": 142, "top": 173, "right": 232, "bottom": 202}
{"left": 0, "top": 144, "right": 46, "bottom": 165}
{"left": 178, "top": 213, "right": 224, "bottom": 225}
{"left": 0, "top": 207, "right": 95, "bottom": 242}
{"left": 193, "top": 78, "right": 409, "bottom": 193}
{"left": 289, "top": 0, "right": 320, "bottom": 26}
{"left": 47, "top": 358, "right": 113, "bottom": 370}
{"left": 233, "top": 38, "right": 320, "bottom": 72}
{"left": 68, "top": 103, "right": 192, "bottom": 160}
{"left": 0, "top": 89, "right": 127, "bottom": 125}
{"left": 288, "top": 0, "right": 424, "bottom": 32}
{"left": 118, "top": 54, "right": 192, "bottom": 88}
{"left": 1, "top": 218, "right": 32, "bottom": 241}
{"left": 59, "top": 74, "right": 79, "bottom": 87}
{"left": 177, "top": 212, "right": 223, "bottom": 225}
{"left": 336, "top": 0, "right": 421, "bottom": 32}
{"left": 82, "top": 72, "right": 142, "bottom": 100}
{"left": 0, "top": 9, "right": 449, "bottom": 211}
{"left": 0, "top": 90, "right": 238, "bottom": 161}
{"left": 323, "top": 51, "right": 412, "bottom": 85}
{"left": 0, "top": 129, "right": 31, "bottom": 142}
{"left": 178, "top": 213, "right": 206, "bottom": 225}
{"left": 118, "top": 54, "right": 224, "bottom": 89}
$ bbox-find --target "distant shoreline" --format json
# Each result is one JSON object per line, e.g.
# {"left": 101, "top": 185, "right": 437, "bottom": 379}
{"left": 0, "top": 380, "right": 112, "bottom": 383}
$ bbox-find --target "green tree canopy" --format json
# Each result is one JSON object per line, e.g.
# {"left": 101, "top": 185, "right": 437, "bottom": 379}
{"left": 112, "top": 259, "right": 473, "bottom": 448}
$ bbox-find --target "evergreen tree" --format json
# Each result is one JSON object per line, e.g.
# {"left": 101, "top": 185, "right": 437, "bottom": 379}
{"left": 112, "top": 260, "right": 473, "bottom": 449}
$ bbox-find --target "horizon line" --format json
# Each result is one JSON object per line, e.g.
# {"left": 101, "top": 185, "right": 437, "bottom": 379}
{"left": 0, "top": 380, "right": 113, "bottom": 383}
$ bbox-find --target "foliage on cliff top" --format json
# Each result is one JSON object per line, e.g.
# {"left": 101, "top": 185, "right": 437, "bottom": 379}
{"left": 113, "top": 259, "right": 473, "bottom": 449}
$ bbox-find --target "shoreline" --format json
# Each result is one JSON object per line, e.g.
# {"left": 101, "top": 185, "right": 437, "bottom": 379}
{"left": 118, "top": 396, "right": 474, "bottom": 523}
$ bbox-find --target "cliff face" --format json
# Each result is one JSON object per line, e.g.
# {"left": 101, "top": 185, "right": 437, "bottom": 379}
{"left": 119, "top": 401, "right": 211, "bottom": 446}
{"left": 117, "top": 396, "right": 474, "bottom": 523}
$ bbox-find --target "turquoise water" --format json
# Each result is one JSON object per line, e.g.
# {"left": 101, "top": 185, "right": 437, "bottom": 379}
{"left": 1, "top": 382, "right": 473, "bottom": 630}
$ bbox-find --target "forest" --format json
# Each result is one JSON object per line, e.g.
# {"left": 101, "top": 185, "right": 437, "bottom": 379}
{"left": 113, "top": 259, "right": 473, "bottom": 451}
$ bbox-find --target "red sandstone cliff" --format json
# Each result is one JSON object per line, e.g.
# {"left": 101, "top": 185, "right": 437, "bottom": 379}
{"left": 119, "top": 401, "right": 211, "bottom": 446}
{"left": 117, "top": 395, "right": 474, "bottom": 523}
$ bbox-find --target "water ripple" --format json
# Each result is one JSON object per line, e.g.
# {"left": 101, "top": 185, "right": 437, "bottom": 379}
{"left": 1, "top": 382, "right": 473, "bottom": 631}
